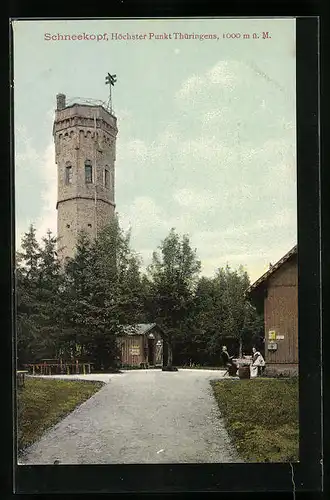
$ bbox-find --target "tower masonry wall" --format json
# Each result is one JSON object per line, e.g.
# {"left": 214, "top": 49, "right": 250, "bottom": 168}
{"left": 54, "top": 101, "right": 118, "bottom": 261}
{"left": 57, "top": 201, "right": 78, "bottom": 262}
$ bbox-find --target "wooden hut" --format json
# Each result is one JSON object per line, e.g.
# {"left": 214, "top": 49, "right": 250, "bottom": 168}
{"left": 247, "top": 245, "right": 298, "bottom": 375}
{"left": 118, "top": 323, "right": 166, "bottom": 368}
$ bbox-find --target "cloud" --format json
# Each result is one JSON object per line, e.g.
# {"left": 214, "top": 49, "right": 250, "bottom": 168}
{"left": 15, "top": 133, "right": 57, "bottom": 250}
{"left": 176, "top": 74, "right": 205, "bottom": 101}
{"left": 15, "top": 54, "right": 296, "bottom": 282}
{"left": 194, "top": 207, "right": 295, "bottom": 244}
{"left": 207, "top": 61, "right": 238, "bottom": 87}
{"left": 123, "top": 139, "right": 150, "bottom": 160}
{"left": 201, "top": 108, "right": 230, "bottom": 128}
{"left": 119, "top": 196, "right": 166, "bottom": 236}
{"left": 114, "top": 59, "right": 296, "bottom": 279}
{"left": 34, "top": 142, "right": 57, "bottom": 243}
{"left": 117, "top": 180, "right": 296, "bottom": 281}
{"left": 176, "top": 59, "right": 295, "bottom": 151}
{"left": 200, "top": 253, "right": 276, "bottom": 283}
{"left": 15, "top": 125, "right": 40, "bottom": 164}
{"left": 173, "top": 188, "right": 216, "bottom": 210}
{"left": 197, "top": 242, "right": 296, "bottom": 283}
{"left": 189, "top": 205, "right": 296, "bottom": 281}
{"left": 117, "top": 121, "right": 180, "bottom": 167}
{"left": 179, "top": 136, "right": 234, "bottom": 164}
{"left": 175, "top": 60, "right": 238, "bottom": 102}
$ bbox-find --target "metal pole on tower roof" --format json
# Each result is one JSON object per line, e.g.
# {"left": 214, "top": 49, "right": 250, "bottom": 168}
{"left": 105, "top": 72, "right": 117, "bottom": 114}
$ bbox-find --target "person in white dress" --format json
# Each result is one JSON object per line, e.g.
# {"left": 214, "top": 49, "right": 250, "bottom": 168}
{"left": 250, "top": 347, "right": 266, "bottom": 378}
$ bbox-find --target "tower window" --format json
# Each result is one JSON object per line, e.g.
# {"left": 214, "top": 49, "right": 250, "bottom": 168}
{"left": 104, "top": 168, "right": 110, "bottom": 188}
{"left": 65, "top": 165, "right": 72, "bottom": 184}
{"left": 87, "top": 223, "right": 92, "bottom": 228}
{"left": 85, "top": 161, "right": 92, "bottom": 183}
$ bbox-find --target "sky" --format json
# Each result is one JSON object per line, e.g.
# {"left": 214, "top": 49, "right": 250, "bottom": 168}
{"left": 13, "top": 18, "right": 296, "bottom": 283}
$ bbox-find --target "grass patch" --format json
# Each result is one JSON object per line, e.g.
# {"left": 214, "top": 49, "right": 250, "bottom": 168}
{"left": 17, "top": 377, "right": 104, "bottom": 452}
{"left": 211, "top": 378, "right": 299, "bottom": 462}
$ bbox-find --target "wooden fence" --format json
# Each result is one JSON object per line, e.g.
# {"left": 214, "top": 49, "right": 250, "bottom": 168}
{"left": 24, "top": 361, "right": 93, "bottom": 376}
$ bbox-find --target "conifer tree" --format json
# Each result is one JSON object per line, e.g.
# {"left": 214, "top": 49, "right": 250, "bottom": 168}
{"left": 59, "top": 230, "right": 95, "bottom": 361}
{"left": 60, "top": 217, "right": 144, "bottom": 370}
{"left": 16, "top": 225, "right": 41, "bottom": 366}
{"left": 37, "top": 230, "right": 63, "bottom": 359}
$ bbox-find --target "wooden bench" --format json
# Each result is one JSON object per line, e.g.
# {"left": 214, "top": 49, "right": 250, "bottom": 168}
{"left": 17, "top": 370, "right": 28, "bottom": 388}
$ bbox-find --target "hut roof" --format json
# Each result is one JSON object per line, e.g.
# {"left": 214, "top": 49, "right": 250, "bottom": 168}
{"left": 247, "top": 244, "right": 297, "bottom": 295}
{"left": 122, "top": 323, "right": 159, "bottom": 336}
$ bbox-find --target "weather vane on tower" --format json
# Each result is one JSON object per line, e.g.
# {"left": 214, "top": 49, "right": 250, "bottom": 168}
{"left": 105, "top": 72, "right": 117, "bottom": 114}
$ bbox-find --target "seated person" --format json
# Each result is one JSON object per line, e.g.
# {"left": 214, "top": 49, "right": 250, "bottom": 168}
{"left": 221, "top": 346, "right": 237, "bottom": 375}
{"left": 251, "top": 347, "right": 266, "bottom": 377}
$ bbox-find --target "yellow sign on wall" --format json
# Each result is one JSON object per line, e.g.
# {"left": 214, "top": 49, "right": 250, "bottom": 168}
{"left": 268, "top": 330, "right": 276, "bottom": 340}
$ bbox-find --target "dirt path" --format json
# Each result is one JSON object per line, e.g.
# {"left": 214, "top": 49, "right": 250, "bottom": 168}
{"left": 18, "top": 369, "right": 242, "bottom": 464}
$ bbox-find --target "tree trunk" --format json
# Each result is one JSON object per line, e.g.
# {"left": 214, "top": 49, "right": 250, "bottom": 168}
{"left": 239, "top": 336, "right": 243, "bottom": 358}
{"left": 167, "top": 342, "right": 173, "bottom": 367}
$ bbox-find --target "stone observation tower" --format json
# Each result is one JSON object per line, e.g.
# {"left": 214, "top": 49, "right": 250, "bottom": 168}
{"left": 53, "top": 93, "right": 118, "bottom": 262}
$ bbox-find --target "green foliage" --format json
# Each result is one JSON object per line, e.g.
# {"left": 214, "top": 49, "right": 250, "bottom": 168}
{"left": 211, "top": 379, "right": 299, "bottom": 462}
{"left": 59, "top": 216, "right": 144, "bottom": 370}
{"left": 16, "top": 221, "right": 263, "bottom": 370}
{"left": 146, "top": 228, "right": 201, "bottom": 366}
{"left": 16, "top": 226, "right": 63, "bottom": 365}
{"left": 16, "top": 218, "right": 144, "bottom": 370}
{"left": 187, "top": 265, "right": 263, "bottom": 364}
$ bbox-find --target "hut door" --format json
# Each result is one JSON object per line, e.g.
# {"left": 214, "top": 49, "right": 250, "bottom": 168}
{"left": 148, "top": 338, "right": 155, "bottom": 365}
{"left": 155, "top": 339, "right": 163, "bottom": 366}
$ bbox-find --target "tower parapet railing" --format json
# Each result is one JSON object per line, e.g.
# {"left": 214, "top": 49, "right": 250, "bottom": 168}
{"left": 65, "top": 96, "right": 114, "bottom": 115}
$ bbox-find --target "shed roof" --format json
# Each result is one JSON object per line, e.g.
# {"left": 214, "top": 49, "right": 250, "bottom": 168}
{"left": 122, "top": 323, "right": 159, "bottom": 336}
{"left": 247, "top": 244, "right": 297, "bottom": 295}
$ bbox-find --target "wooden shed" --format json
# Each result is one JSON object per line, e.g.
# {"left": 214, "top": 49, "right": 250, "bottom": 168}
{"left": 118, "top": 323, "right": 166, "bottom": 368}
{"left": 247, "top": 245, "right": 298, "bottom": 375}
